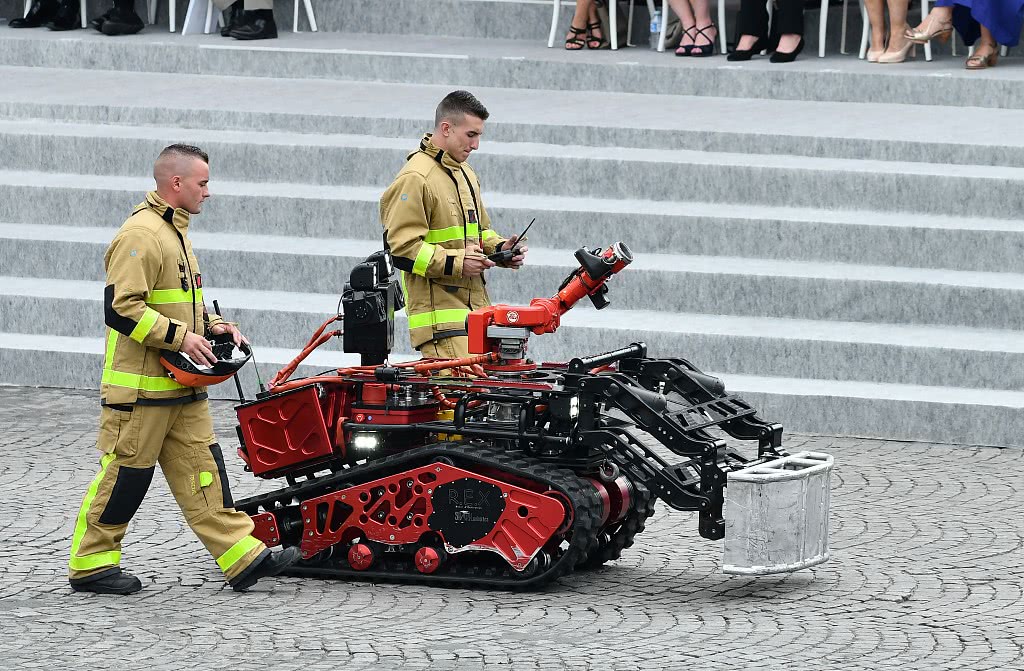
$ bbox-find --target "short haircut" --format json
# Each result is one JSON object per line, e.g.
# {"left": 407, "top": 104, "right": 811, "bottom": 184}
{"left": 158, "top": 143, "right": 209, "bottom": 165}
{"left": 434, "top": 90, "right": 489, "bottom": 127}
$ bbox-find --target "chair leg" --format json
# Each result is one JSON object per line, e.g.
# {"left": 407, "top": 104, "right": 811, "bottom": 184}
{"left": 548, "top": 0, "right": 560, "bottom": 47}
{"left": 24, "top": 0, "right": 30, "bottom": 15}
{"left": 169, "top": 0, "right": 176, "bottom": 32}
{"left": 858, "top": 0, "right": 868, "bottom": 58}
{"left": 611, "top": 0, "right": 618, "bottom": 49}
{"left": 840, "top": 0, "right": 848, "bottom": 53}
{"left": 922, "top": 0, "right": 932, "bottom": 61}
{"left": 303, "top": 0, "right": 317, "bottom": 31}
{"left": 626, "top": 0, "right": 634, "bottom": 47}
{"left": 204, "top": 0, "right": 215, "bottom": 34}
{"left": 293, "top": 0, "right": 300, "bottom": 32}
{"left": 658, "top": 0, "right": 667, "bottom": 51}
{"left": 818, "top": 0, "right": 827, "bottom": 56}
{"left": 148, "top": 0, "right": 157, "bottom": 25}
{"left": 1000, "top": 44, "right": 1008, "bottom": 56}
{"left": 80, "top": 0, "right": 86, "bottom": 27}
{"left": 764, "top": 0, "right": 772, "bottom": 54}
{"left": 718, "top": 0, "right": 727, "bottom": 53}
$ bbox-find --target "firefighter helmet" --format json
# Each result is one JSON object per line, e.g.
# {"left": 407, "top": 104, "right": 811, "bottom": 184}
{"left": 160, "top": 332, "right": 252, "bottom": 387}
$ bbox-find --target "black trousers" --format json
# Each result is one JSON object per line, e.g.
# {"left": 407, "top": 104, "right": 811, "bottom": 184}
{"left": 736, "top": 0, "right": 805, "bottom": 38}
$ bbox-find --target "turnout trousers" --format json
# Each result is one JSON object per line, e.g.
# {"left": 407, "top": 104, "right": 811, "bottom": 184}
{"left": 418, "top": 335, "right": 471, "bottom": 359}
{"left": 68, "top": 400, "right": 266, "bottom": 582}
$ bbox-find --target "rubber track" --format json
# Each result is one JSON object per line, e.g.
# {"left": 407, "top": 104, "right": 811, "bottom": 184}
{"left": 577, "top": 481, "right": 656, "bottom": 570}
{"left": 235, "top": 443, "right": 603, "bottom": 589}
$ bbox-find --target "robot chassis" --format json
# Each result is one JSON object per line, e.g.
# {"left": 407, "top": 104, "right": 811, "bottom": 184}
{"left": 232, "top": 243, "right": 833, "bottom": 588}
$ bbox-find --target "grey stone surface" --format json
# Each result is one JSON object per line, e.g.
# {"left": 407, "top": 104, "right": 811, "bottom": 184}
{"left": 0, "top": 386, "right": 1022, "bottom": 669}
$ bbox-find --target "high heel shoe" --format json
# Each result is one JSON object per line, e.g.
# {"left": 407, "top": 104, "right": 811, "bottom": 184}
{"left": 965, "top": 43, "right": 999, "bottom": 69}
{"left": 905, "top": 15, "right": 953, "bottom": 44}
{"left": 866, "top": 48, "right": 885, "bottom": 62}
{"left": 675, "top": 25, "right": 697, "bottom": 56}
{"left": 689, "top": 24, "right": 718, "bottom": 57}
{"left": 769, "top": 37, "right": 804, "bottom": 63}
{"left": 727, "top": 36, "right": 767, "bottom": 61}
{"left": 877, "top": 39, "right": 916, "bottom": 63}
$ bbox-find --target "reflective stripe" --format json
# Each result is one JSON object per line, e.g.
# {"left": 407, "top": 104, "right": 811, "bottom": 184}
{"left": 481, "top": 229, "right": 500, "bottom": 241}
{"left": 217, "top": 535, "right": 263, "bottom": 573}
{"left": 399, "top": 271, "right": 408, "bottom": 305}
{"left": 412, "top": 242, "right": 436, "bottom": 277}
{"left": 199, "top": 472, "right": 214, "bottom": 488}
{"left": 147, "top": 288, "right": 202, "bottom": 305}
{"left": 425, "top": 223, "right": 478, "bottom": 243}
{"left": 102, "top": 368, "right": 186, "bottom": 392}
{"left": 407, "top": 308, "right": 470, "bottom": 330}
{"left": 129, "top": 307, "right": 161, "bottom": 343}
{"left": 69, "top": 452, "right": 122, "bottom": 572}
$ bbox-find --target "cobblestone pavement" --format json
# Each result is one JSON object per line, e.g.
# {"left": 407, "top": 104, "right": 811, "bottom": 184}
{"left": 1, "top": 386, "right": 1022, "bottom": 671}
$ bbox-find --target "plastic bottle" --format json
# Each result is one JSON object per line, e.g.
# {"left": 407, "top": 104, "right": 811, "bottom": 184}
{"left": 649, "top": 9, "right": 662, "bottom": 50}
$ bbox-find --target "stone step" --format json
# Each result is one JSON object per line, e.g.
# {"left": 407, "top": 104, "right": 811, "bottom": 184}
{"left": 1, "top": 29, "right": 1023, "bottom": 108}
{"left": 5, "top": 224, "right": 1024, "bottom": 330}
{"left": 4, "top": 120, "right": 1024, "bottom": 218}
{"left": 5, "top": 276, "right": 1023, "bottom": 391}
{"left": 4, "top": 330, "right": 1021, "bottom": 447}
{"left": 5, "top": 66, "right": 1024, "bottom": 166}
{"left": 4, "top": 170, "right": 1023, "bottom": 273}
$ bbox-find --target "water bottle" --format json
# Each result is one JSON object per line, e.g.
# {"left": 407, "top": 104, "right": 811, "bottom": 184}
{"left": 649, "top": 9, "right": 661, "bottom": 50}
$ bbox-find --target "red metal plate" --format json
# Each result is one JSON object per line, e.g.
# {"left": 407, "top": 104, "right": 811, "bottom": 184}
{"left": 250, "top": 511, "right": 281, "bottom": 547}
{"left": 236, "top": 386, "right": 334, "bottom": 477}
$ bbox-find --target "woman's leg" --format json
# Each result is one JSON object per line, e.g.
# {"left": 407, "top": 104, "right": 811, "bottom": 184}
{"left": 690, "top": 0, "right": 717, "bottom": 50}
{"left": 564, "top": 0, "right": 591, "bottom": 49}
{"left": 735, "top": 0, "right": 769, "bottom": 50}
{"left": 863, "top": 0, "right": 887, "bottom": 53}
{"left": 966, "top": 24, "right": 998, "bottom": 67}
{"left": 774, "top": 0, "right": 804, "bottom": 52}
{"left": 667, "top": 0, "right": 697, "bottom": 50}
{"left": 883, "top": 0, "right": 909, "bottom": 54}
{"left": 586, "top": 0, "right": 607, "bottom": 49}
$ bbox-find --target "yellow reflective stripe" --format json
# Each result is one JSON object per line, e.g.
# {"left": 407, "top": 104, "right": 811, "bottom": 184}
{"left": 407, "top": 308, "right": 470, "bottom": 330}
{"left": 481, "top": 229, "right": 500, "bottom": 241}
{"left": 412, "top": 242, "right": 436, "bottom": 277}
{"left": 399, "top": 271, "right": 408, "bottom": 304}
{"left": 103, "top": 329, "right": 118, "bottom": 371}
{"left": 147, "top": 288, "right": 203, "bottom": 305}
{"left": 129, "top": 307, "right": 161, "bottom": 343}
{"left": 69, "top": 453, "right": 122, "bottom": 572}
{"left": 217, "top": 536, "right": 263, "bottom": 573}
{"left": 424, "top": 223, "right": 479, "bottom": 243}
{"left": 199, "top": 472, "right": 214, "bottom": 488}
{"left": 102, "top": 368, "right": 187, "bottom": 392}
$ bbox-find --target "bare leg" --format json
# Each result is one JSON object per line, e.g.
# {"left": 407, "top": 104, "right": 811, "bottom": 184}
{"left": 966, "top": 24, "right": 998, "bottom": 67}
{"left": 863, "top": 0, "right": 887, "bottom": 53}
{"left": 690, "top": 0, "right": 716, "bottom": 50}
{"left": 564, "top": 0, "right": 591, "bottom": 49}
{"left": 907, "top": 5, "right": 952, "bottom": 35}
{"left": 668, "top": 0, "right": 697, "bottom": 50}
{"left": 884, "top": 0, "right": 909, "bottom": 55}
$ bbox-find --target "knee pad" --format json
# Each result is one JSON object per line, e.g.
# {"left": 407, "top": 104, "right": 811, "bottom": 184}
{"left": 98, "top": 464, "right": 155, "bottom": 525}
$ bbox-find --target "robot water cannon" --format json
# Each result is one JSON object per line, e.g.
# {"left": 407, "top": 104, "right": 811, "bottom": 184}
{"left": 468, "top": 242, "right": 633, "bottom": 360}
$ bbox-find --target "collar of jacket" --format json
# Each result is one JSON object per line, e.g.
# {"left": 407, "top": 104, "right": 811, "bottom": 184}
{"left": 145, "top": 191, "right": 191, "bottom": 234}
{"left": 417, "top": 133, "right": 466, "bottom": 172}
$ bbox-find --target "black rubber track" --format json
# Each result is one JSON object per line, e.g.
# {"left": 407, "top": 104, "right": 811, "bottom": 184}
{"left": 235, "top": 442, "right": 604, "bottom": 589}
{"left": 577, "top": 481, "right": 656, "bottom": 570}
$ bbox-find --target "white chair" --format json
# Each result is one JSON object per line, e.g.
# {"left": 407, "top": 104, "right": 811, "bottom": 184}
{"left": 547, "top": 0, "right": 635, "bottom": 50}
{"left": 182, "top": 0, "right": 318, "bottom": 35}
{"left": 147, "top": 0, "right": 176, "bottom": 32}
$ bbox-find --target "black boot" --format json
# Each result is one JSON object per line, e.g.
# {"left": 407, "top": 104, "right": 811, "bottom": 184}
{"left": 99, "top": 0, "right": 144, "bottom": 35}
{"left": 229, "top": 546, "right": 301, "bottom": 592}
{"left": 230, "top": 9, "right": 278, "bottom": 40}
{"left": 89, "top": 6, "right": 118, "bottom": 32}
{"left": 220, "top": 1, "right": 245, "bottom": 37}
{"left": 69, "top": 567, "right": 143, "bottom": 595}
{"left": 9, "top": 0, "right": 58, "bottom": 28}
{"left": 44, "top": 0, "right": 80, "bottom": 31}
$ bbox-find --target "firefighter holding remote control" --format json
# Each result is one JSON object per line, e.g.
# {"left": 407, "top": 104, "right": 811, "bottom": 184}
{"left": 381, "top": 90, "right": 529, "bottom": 359}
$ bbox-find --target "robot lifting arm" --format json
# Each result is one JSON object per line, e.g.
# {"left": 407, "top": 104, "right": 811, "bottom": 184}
{"left": 468, "top": 242, "right": 633, "bottom": 359}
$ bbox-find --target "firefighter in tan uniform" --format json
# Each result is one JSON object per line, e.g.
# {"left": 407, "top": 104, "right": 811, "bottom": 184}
{"left": 381, "top": 91, "right": 528, "bottom": 359}
{"left": 68, "top": 144, "right": 299, "bottom": 595}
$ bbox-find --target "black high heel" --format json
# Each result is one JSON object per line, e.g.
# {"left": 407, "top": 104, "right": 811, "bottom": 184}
{"left": 564, "top": 24, "right": 587, "bottom": 50}
{"left": 586, "top": 21, "right": 608, "bottom": 49}
{"left": 727, "top": 35, "right": 767, "bottom": 61}
{"left": 770, "top": 36, "right": 804, "bottom": 62}
{"left": 689, "top": 24, "right": 718, "bottom": 57}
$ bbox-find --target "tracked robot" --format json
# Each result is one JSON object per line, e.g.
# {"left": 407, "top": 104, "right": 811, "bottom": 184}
{"left": 230, "top": 242, "right": 834, "bottom": 587}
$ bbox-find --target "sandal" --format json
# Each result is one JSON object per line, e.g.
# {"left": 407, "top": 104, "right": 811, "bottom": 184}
{"left": 675, "top": 25, "right": 697, "bottom": 56}
{"left": 565, "top": 24, "right": 586, "bottom": 50}
{"left": 966, "top": 42, "right": 998, "bottom": 69}
{"left": 586, "top": 21, "right": 608, "bottom": 49}
{"left": 690, "top": 24, "right": 718, "bottom": 57}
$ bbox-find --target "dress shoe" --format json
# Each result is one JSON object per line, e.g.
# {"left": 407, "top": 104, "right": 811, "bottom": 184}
{"left": 89, "top": 7, "right": 117, "bottom": 32}
{"left": 229, "top": 546, "right": 301, "bottom": 592}
{"left": 230, "top": 9, "right": 278, "bottom": 40}
{"left": 9, "top": 0, "right": 57, "bottom": 28}
{"left": 877, "top": 39, "right": 916, "bottom": 63}
{"left": 99, "top": 5, "right": 144, "bottom": 35}
{"left": 770, "top": 37, "right": 804, "bottom": 62}
{"left": 220, "top": 2, "right": 245, "bottom": 37}
{"left": 727, "top": 36, "right": 768, "bottom": 61}
{"left": 905, "top": 13, "right": 953, "bottom": 44}
{"left": 44, "top": 0, "right": 80, "bottom": 31}
{"left": 69, "top": 567, "right": 143, "bottom": 595}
